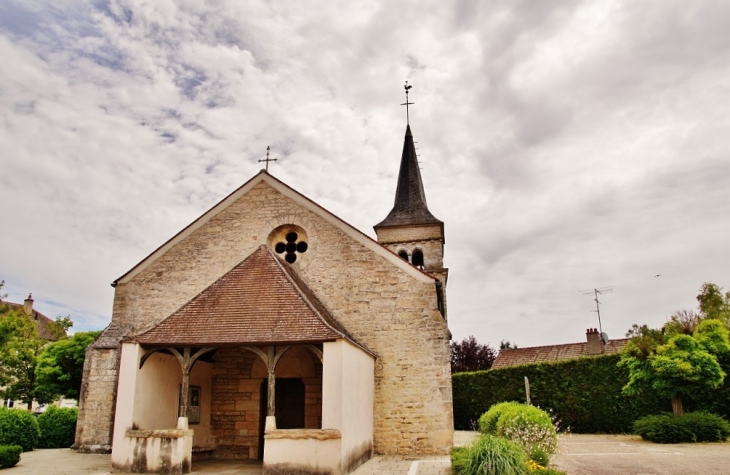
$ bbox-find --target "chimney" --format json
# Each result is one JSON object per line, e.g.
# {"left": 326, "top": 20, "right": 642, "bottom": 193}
{"left": 24, "top": 294, "right": 34, "bottom": 316}
{"left": 586, "top": 328, "right": 603, "bottom": 355}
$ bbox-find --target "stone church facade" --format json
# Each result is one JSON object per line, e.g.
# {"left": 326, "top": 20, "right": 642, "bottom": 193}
{"left": 75, "top": 124, "right": 453, "bottom": 474}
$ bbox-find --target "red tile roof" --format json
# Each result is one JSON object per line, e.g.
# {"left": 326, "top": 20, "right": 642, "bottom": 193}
{"left": 133, "top": 246, "right": 365, "bottom": 349}
{"left": 492, "top": 339, "right": 628, "bottom": 369}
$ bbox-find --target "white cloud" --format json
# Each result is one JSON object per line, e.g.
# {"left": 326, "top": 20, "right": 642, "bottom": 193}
{"left": 1, "top": 0, "right": 729, "bottom": 349}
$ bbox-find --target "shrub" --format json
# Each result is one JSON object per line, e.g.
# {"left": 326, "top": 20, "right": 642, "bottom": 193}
{"left": 451, "top": 434, "right": 529, "bottom": 475}
{"left": 0, "top": 445, "right": 22, "bottom": 469}
{"left": 495, "top": 404, "right": 558, "bottom": 465}
{"left": 0, "top": 408, "right": 40, "bottom": 452}
{"left": 634, "top": 411, "right": 730, "bottom": 443}
{"left": 37, "top": 406, "right": 78, "bottom": 448}
{"left": 479, "top": 402, "right": 522, "bottom": 434}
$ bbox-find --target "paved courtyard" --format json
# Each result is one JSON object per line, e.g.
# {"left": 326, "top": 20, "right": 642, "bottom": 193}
{"left": 5, "top": 432, "right": 730, "bottom": 474}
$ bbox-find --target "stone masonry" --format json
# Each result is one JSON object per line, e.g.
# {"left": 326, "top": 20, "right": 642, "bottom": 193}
{"left": 77, "top": 177, "right": 453, "bottom": 455}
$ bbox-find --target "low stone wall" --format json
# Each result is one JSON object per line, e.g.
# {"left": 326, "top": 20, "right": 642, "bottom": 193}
{"left": 263, "top": 429, "right": 342, "bottom": 475}
{"left": 111, "top": 428, "right": 193, "bottom": 474}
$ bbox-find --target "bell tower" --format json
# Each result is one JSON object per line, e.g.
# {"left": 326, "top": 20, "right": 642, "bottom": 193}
{"left": 374, "top": 123, "right": 448, "bottom": 286}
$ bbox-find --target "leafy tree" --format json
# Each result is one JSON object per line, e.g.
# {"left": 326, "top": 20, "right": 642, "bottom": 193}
{"left": 0, "top": 292, "right": 75, "bottom": 409}
{"left": 697, "top": 283, "right": 730, "bottom": 325}
{"left": 35, "top": 331, "right": 100, "bottom": 399}
{"left": 451, "top": 336, "right": 496, "bottom": 373}
{"left": 620, "top": 319, "right": 729, "bottom": 415}
{"left": 664, "top": 309, "right": 701, "bottom": 336}
{"left": 500, "top": 340, "right": 518, "bottom": 350}
{"left": 623, "top": 324, "right": 665, "bottom": 360}
{"left": 0, "top": 309, "right": 50, "bottom": 409}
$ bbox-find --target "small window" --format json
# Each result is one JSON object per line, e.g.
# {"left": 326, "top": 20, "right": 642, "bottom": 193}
{"left": 412, "top": 250, "right": 424, "bottom": 269}
{"left": 272, "top": 228, "right": 308, "bottom": 264}
{"left": 398, "top": 250, "right": 409, "bottom": 262}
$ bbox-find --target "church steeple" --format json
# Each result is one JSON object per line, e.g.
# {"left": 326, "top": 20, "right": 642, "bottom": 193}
{"left": 374, "top": 125, "right": 443, "bottom": 229}
{"left": 374, "top": 121, "right": 447, "bottom": 290}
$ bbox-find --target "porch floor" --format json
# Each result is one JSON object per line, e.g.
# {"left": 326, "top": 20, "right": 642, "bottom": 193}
{"left": 191, "top": 459, "right": 263, "bottom": 474}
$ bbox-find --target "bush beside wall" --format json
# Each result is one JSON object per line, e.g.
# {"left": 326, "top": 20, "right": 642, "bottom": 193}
{"left": 0, "top": 408, "right": 40, "bottom": 452}
{"left": 634, "top": 412, "right": 730, "bottom": 443}
{"left": 453, "top": 353, "right": 728, "bottom": 433}
{"left": 37, "top": 406, "right": 78, "bottom": 448}
{"left": 0, "top": 446, "right": 22, "bottom": 469}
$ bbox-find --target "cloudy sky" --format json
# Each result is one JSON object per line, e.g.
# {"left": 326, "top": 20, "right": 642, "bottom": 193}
{"left": 1, "top": 0, "right": 729, "bottom": 349}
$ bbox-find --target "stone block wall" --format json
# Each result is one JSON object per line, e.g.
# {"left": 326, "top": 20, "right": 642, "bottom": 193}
{"left": 79, "top": 178, "right": 453, "bottom": 456}
{"left": 375, "top": 225, "right": 445, "bottom": 272}
{"left": 210, "top": 348, "right": 260, "bottom": 460}
{"left": 209, "top": 347, "right": 323, "bottom": 460}
{"left": 76, "top": 347, "right": 119, "bottom": 450}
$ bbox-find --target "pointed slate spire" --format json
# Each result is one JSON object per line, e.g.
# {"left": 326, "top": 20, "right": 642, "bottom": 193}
{"left": 375, "top": 125, "right": 442, "bottom": 228}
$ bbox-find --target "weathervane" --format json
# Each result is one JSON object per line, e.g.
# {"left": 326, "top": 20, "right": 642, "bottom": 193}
{"left": 258, "top": 146, "right": 277, "bottom": 171}
{"left": 401, "top": 81, "right": 414, "bottom": 125}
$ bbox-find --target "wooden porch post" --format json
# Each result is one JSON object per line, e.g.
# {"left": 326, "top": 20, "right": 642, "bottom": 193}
{"left": 241, "top": 345, "right": 292, "bottom": 431}
{"left": 168, "top": 347, "right": 215, "bottom": 421}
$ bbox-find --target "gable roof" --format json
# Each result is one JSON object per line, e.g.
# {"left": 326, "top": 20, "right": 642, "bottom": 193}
{"left": 492, "top": 339, "right": 629, "bottom": 369}
{"left": 374, "top": 125, "right": 443, "bottom": 229}
{"left": 132, "top": 245, "right": 370, "bottom": 353}
{"left": 114, "top": 170, "right": 435, "bottom": 286}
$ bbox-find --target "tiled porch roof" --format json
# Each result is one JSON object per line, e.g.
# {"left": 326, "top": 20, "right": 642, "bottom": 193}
{"left": 491, "top": 339, "right": 628, "bottom": 369}
{"left": 133, "top": 246, "right": 361, "bottom": 348}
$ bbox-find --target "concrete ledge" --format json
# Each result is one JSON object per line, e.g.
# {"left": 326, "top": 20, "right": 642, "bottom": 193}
{"left": 126, "top": 429, "right": 194, "bottom": 439}
{"left": 265, "top": 429, "right": 341, "bottom": 440}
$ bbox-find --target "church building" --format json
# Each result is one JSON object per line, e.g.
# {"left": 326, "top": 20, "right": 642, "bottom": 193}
{"left": 75, "top": 121, "right": 454, "bottom": 474}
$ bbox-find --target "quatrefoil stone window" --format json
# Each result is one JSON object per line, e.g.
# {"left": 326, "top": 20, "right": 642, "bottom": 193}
{"left": 274, "top": 231, "right": 308, "bottom": 263}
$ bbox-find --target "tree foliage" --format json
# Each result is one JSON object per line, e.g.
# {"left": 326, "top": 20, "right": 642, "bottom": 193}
{"left": 697, "top": 283, "right": 730, "bottom": 325}
{"left": 620, "top": 313, "right": 730, "bottom": 415}
{"left": 451, "top": 336, "right": 496, "bottom": 373}
{"left": 0, "top": 284, "right": 82, "bottom": 409}
{"left": 35, "top": 331, "right": 100, "bottom": 399}
{"left": 500, "top": 340, "right": 518, "bottom": 350}
{"left": 0, "top": 309, "right": 50, "bottom": 409}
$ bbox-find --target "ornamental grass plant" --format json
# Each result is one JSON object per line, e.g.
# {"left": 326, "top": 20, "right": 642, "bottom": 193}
{"left": 452, "top": 434, "right": 529, "bottom": 475}
{"left": 479, "top": 402, "right": 558, "bottom": 465}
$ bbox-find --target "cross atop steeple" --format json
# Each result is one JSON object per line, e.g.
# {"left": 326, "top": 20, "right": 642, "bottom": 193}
{"left": 258, "top": 146, "right": 278, "bottom": 172}
{"left": 401, "top": 81, "right": 414, "bottom": 125}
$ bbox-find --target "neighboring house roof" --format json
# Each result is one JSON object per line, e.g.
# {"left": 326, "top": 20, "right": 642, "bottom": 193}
{"left": 374, "top": 125, "right": 443, "bottom": 229}
{"left": 114, "top": 170, "right": 435, "bottom": 286}
{"left": 132, "top": 246, "right": 371, "bottom": 354}
{"left": 492, "top": 339, "right": 629, "bottom": 369}
{"left": 1, "top": 301, "right": 58, "bottom": 341}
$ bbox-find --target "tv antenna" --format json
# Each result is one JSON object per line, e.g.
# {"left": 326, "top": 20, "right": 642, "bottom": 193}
{"left": 580, "top": 286, "right": 613, "bottom": 335}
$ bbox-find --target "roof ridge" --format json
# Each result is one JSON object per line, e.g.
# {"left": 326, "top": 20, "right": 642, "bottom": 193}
{"left": 132, "top": 246, "right": 373, "bottom": 352}
{"left": 266, "top": 246, "right": 375, "bottom": 357}
{"left": 115, "top": 170, "right": 435, "bottom": 286}
{"left": 498, "top": 338, "right": 630, "bottom": 353}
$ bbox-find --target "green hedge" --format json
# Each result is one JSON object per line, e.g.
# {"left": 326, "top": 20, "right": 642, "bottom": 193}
{"left": 0, "top": 445, "right": 22, "bottom": 469}
{"left": 453, "top": 354, "right": 730, "bottom": 433}
{"left": 634, "top": 412, "right": 730, "bottom": 443}
{"left": 37, "top": 406, "right": 78, "bottom": 448}
{"left": 0, "top": 409, "right": 40, "bottom": 452}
